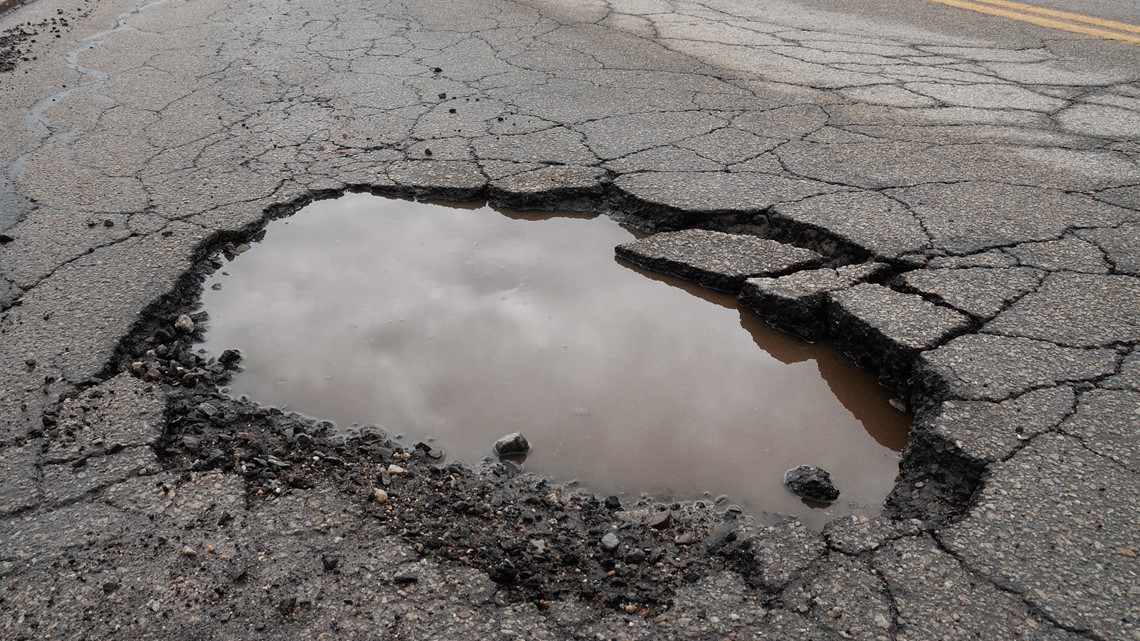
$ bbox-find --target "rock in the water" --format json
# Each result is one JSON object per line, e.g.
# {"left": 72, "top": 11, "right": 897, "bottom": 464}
{"left": 784, "top": 465, "right": 840, "bottom": 502}
{"left": 174, "top": 314, "right": 195, "bottom": 334}
{"left": 494, "top": 432, "right": 530, "bottom": 457}
{"left": 218, "top": 349, "right": 242, "bottom": 366}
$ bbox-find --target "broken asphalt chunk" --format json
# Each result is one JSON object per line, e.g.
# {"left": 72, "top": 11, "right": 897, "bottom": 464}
{"left": 828, "top": 283, "right": 971, "bottom": 388}
{"left": 740, "top": 262, "right": 889, "bottom": 340}
{"left": 615, "top": 229, "right": 823, "bottom": 293}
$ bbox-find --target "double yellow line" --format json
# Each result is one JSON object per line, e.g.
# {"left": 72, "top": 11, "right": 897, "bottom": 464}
{"left": 931, "top": 0, "right": 1140, "bottom": 45}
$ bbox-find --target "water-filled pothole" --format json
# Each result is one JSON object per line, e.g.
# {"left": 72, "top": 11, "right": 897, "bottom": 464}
{"left": 199, "top": 193, "right": 910, "bottom": 526}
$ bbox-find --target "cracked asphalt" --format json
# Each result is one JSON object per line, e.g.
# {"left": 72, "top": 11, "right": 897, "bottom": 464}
{"left": 1, "top": 0, "right": 1138, "bottom": 638}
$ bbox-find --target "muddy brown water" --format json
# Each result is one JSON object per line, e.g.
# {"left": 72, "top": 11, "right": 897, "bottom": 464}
{"left": 199, "top": 193, "right": 910, "bottom": 526}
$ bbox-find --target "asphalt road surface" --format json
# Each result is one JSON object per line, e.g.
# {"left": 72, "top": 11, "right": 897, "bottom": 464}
{"left": 1, "top": 0, "right": 1138, "bottom": 639}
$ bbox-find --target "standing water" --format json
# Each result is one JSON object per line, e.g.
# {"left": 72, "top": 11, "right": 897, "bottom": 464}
{"left": 199, "top": 193, "right": 909, "bottom": 526}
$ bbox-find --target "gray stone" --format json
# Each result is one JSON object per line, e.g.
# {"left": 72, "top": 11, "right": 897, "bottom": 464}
{"left": 493, "top": 432, "right": 530, "bottom": 457}
{"left": 600, "top": 532, "right": 619, "bottom": 552}
{"left": 984, "top": 273, "right": 1140, "bottom": 348}
{"left": 173, "top": 314, "right": 195, "bottom": 334}
{"left": 739, "top": 262, "right": 889, "bottom": 340}
{"left": 615, "top": 229, "right": 824, "bottom": 292}
{"left": 942, "top": 434, "right": 1140, "bottom": 639}
{"left": 828, "top": 283, "right": 971, "bottom": 386}
{"left": 918, "top": 334, "right": 1118, "bottom": 401}
{"left": 897, "top": 266, "right": 1044, "bottom": 319}
{"left": 784, "top": 465, "right": 840, "bottom": 502}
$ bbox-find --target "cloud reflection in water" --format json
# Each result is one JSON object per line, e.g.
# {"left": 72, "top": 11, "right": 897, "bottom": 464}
{"left": 200, "top": 193, "right": 910, "bottom": 526}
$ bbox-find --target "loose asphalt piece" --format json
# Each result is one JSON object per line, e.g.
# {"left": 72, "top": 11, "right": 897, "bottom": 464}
{"left": 1, "top": 0, "right": 1138, "bottom": 638}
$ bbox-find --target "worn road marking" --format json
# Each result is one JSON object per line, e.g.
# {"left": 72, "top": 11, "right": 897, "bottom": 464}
{"left": 931, "top": 0, "right": 1140, "bottom": 44}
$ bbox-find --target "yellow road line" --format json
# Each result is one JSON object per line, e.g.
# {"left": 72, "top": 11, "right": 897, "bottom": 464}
{"left": 970, "top": 0, "right": 1140, "bottom": 34}
{"left": 930, "top": 0, "right": 1140, "bottom": 44}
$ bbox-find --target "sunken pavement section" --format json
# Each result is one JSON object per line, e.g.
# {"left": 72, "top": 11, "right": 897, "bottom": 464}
{"left": 0, "top": 0, "right": 1138, "bottom": 638}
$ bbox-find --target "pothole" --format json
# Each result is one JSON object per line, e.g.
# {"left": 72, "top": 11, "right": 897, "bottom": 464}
{"left": 196, "top": 193, "right": 910, "bottom": 527}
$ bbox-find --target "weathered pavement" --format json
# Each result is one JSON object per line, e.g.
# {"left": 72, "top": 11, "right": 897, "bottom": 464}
{"left": 1, "top": 0, "right": 1138, "bottom": 638}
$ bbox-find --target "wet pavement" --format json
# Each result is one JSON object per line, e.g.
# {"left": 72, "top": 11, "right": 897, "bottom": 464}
{"left": 0, "top": 0, "right": 1138, "bottom": 639}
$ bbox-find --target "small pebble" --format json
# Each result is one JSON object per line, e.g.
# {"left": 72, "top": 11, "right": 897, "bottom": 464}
{"left": 648, "top": 509, "right": 672, "bottom": 530}
{"left": 601, "top": 532, "right": 619, "bottom": 552}
{"left": 174, "top": 314, "right": 195, "bottom": 334}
